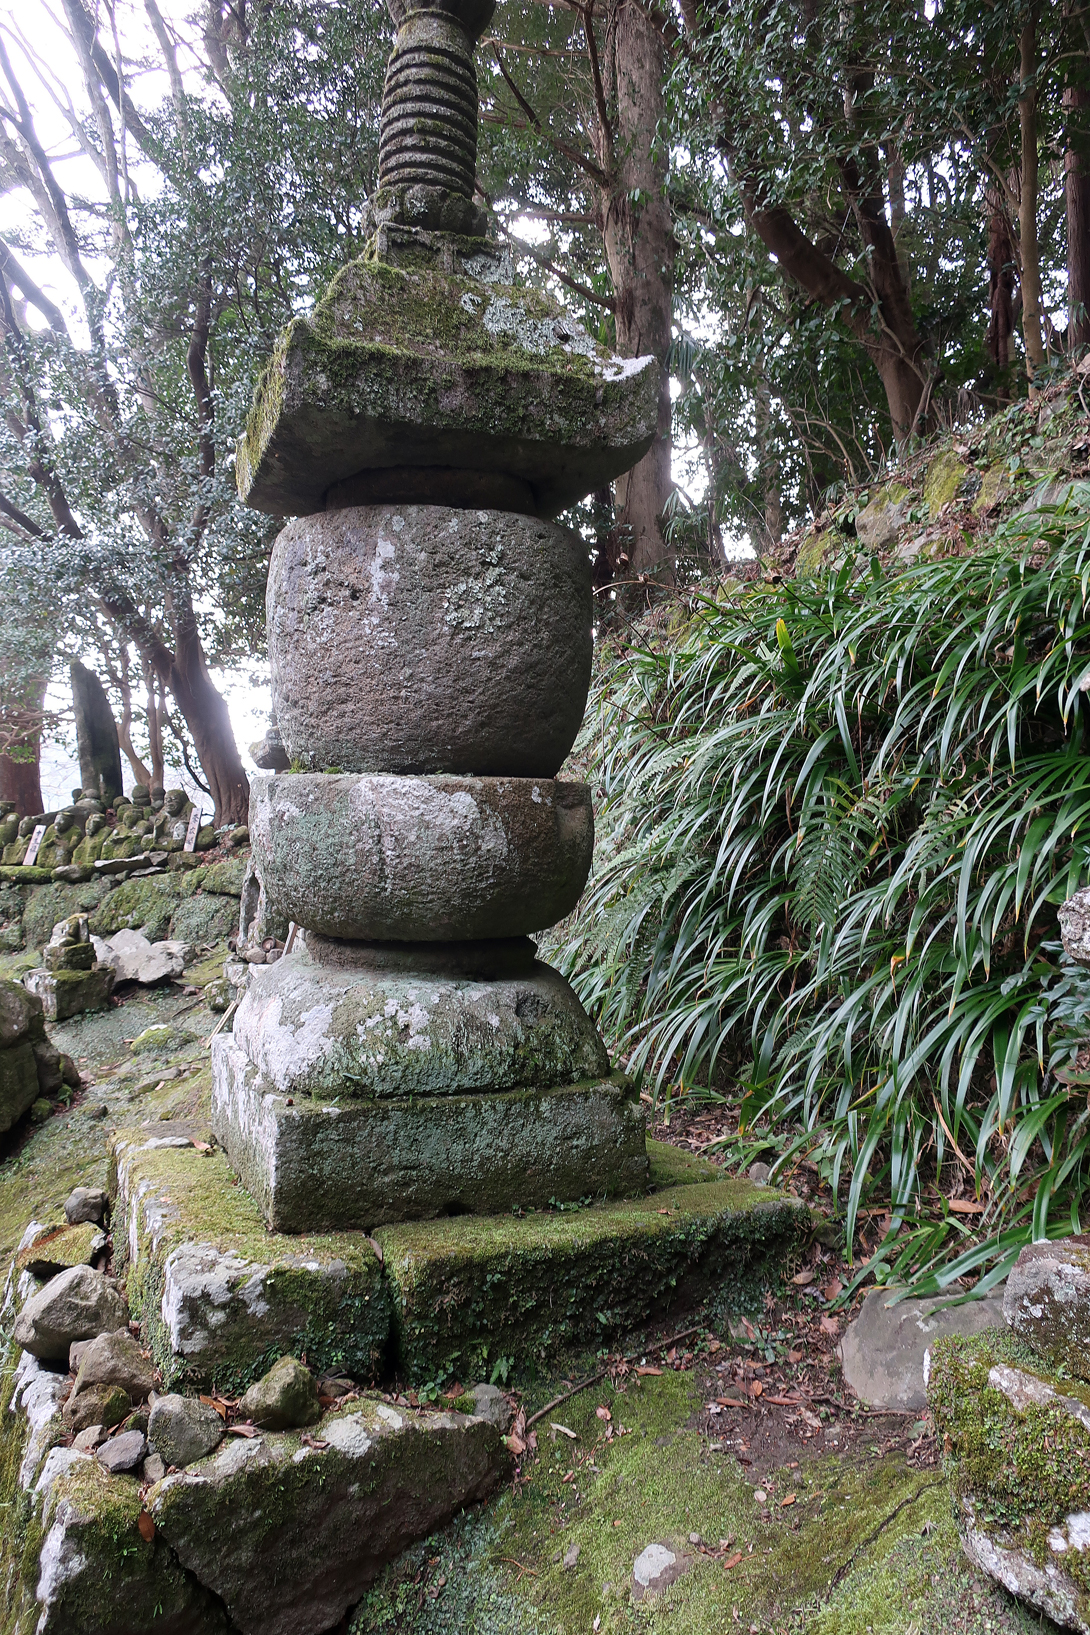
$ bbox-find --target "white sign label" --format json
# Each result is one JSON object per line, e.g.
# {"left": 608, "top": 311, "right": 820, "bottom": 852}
{"left": 22, "top": 824, "right": 47, "bottom": 866}
{"left": 183, "top": 808, "right": 203, "bottom": 852}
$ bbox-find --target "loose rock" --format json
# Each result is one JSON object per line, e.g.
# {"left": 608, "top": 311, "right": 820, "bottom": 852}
{"left": 13, "top": 1264, "right": 128, "bottom": 1360}
{"left": 73, "top": 1329, "right": 155, "bottom": 1403}
{"left": 65, "top": 1185, "right": 109, "bottom": 1225}
{"left": 63, "top": 1381, "right": 130, "bottom": 1434}
{"left": 149, "top": 1393, "right": 225, "bottom": 1468}
{"left": 465, "top": 1383, "right": 514, "bottom": 1432}
{"left": 238, "top": 1356, "right": 321, "bottom": 1430}
{"left": 97, "top": 1429, "right": 147, "bottom": 1474}
{"left": 1003, "top": 1236, "right": 1090, "bottom": 1378}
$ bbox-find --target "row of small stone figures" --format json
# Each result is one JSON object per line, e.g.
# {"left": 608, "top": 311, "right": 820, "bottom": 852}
{"left": 0, "top": 786, "right": 197, "bottom": 869}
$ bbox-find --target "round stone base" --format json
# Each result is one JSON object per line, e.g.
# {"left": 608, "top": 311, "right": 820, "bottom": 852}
{"left": 231, "top": 944, "right": 611, "bottom": 1099}
{"left": 267, "top": 504, "right": 592, "bottom": 777}
{"left": 250, "top": 772, "right": 592, "bottom": 940}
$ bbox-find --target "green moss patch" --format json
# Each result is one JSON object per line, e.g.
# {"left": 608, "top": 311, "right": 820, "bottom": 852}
{"left": 111, "top": 1128, "right": 390, "bottom": 1393}
{"left": 377, "top": 1180, "right": 806, "bottom": 1383}
{"left": 928, "top": 1325, "right": 1090, "bottom": 1608}
{"left": 353, "top": 1368, "right": 1006, "bottom": 1635}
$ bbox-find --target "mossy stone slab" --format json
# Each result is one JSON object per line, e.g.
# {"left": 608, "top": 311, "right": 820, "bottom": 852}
{"left": 376, "top": 1177, "right": 808, "bottom": 1382}
{"left": 928, "top": 1326, "right": 1090, "bottom": 1632}
{"left": 148, "top": 1399, "right": 508, "bottom": 1635}
{"left": 23, "top": 965, "right": 114, "bottom": 1021}
{"left": 110, "top": 1126, "right": 391, "bottom": 1394}
{"left": 33, "top": 1452, "right": 231, "bottom": 1635}
{"left": 211, "top": 1038, "right": 647, "bottom": 1231}
{"left": 15, "top": 1221, "right": 103, "bottom": 1278}
{"left": 237, "top": 256, "right": 658, "bottom": 518}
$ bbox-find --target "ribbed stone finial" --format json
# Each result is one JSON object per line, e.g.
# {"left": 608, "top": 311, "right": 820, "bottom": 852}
{"left": 378, "top": 0, "right": 496, "bottom": 204}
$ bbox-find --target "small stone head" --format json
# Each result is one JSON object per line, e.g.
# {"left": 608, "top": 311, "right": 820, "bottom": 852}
{"left": 18, "top": 816, "right": 35, "bottom": 838}
{"left": 86, "top": 813, "right": 106, "bottom": 837}
{"left": 131, "top": 784, "right": 151, "bottom": 807}
{"left": 164, "top": 789, "right": 187, "bottom": 818}
{"left": 54, "top": 810, "right": 74, "bottom": 836}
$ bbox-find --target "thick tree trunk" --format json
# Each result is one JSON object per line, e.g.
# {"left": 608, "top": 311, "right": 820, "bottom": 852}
{"left": 598, "top": 0, "right": 675, "bottom": 581}
{"left": 0, "top": 673, "right": 45, "bottom": 817}
{"left": 1066, "top": 80, "right": 1090, "bottom": 349}
{"left": 0, "top": 747, "right": 42, "bottom": 818}
{"left": 985, "top": 179, "right": 1017, "bottom": 380}
{"left": 166, "top": 617, "right": 248, "bottom": 825}
{"left": 1019, "top": 8, "right": 1046, "bottom": 380}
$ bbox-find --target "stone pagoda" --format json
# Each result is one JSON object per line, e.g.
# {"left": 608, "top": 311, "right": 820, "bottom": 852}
{"left": 211, "top": 0, "right": 660, "bottom": 1231}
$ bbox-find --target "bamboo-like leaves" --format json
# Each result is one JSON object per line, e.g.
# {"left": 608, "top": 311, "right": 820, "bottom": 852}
{"left": 554, "top": 517, "right": 1090, "bottom": 1288}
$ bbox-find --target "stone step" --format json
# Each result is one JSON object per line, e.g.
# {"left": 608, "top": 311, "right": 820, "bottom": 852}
{"left": 110, "top": 1123, "right": 390, "bottom": 1395}
{"left": 111, "top": 1125, "right": 805, "bottom": 1391}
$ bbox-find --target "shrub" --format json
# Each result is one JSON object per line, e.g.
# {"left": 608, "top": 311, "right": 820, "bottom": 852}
{"left": 556, "top": 489, "right": 1090, "bottom": 1292}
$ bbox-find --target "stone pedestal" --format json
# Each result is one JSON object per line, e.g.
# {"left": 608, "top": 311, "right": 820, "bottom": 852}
{"left": 214, "top": 0, "right": 658, "bottom": 1232}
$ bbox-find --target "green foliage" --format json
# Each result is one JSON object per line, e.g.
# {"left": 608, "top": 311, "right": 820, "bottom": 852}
{"left": 556, "top": 493, "right": 1090, "bottom": 1290}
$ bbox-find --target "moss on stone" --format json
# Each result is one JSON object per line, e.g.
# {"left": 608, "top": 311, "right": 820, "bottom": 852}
{"left": 645, "top": 1139, "right": 719, "bottom": 1189}
{"left": 376, "top": 1179, "right": 807, "bottom": 1383}
{"left": 353, "top": 1369, "right": 997, "bottom": 1635}
{"left": 928, "top": 1325, "right": 1090, "bottom": 1605}
{"left": 88, "top": 876, "right": 181, "bottom": 941}
{"left": 111, "top": 1131, "right": 390, "bottom": 1394}
{"left": 925, "top": 451, "right": 969, "bottom": 516}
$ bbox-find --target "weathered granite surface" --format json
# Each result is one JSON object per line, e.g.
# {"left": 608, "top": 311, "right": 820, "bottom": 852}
{"left": 929, "top": 1328, "right": 1090, "bottom": 1634}
{"left": 110, "top": 1125, "right": 389, "bottom": 1392}
{"left": 1004, "top": 1235, "right": 1090, "bottom": 1379}
{"left": 249, "top": 772, "right": 593, "bottom": 940}
{"left": 227, "top": 949, "right": 610, "bottom": 1099}
{"left": 267, "top": 504, "right": 593, "bottom": 776}
{"left": 237, "top": 254, "right": 657, "bottom": 518}
{"left": 212, "top": 1037, "right": 647, "bottom": 1230}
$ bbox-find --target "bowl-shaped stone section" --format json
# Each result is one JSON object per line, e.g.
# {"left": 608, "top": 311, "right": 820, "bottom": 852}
{"left": 250, "top": 773, "right": 592, "bottom": 940}
{"left": 267, "top": 504, "right": 592, "bottom": 777}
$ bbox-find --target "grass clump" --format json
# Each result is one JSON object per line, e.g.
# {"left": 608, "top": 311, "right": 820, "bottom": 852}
{"left": 557, "top": 492, "right": 1090, "bottom": 1293}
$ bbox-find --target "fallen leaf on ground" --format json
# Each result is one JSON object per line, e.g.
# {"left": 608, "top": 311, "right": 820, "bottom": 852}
{"left": 550, "top": 1422, "right": 577, "bottom": 1439}
{"left": 192, "top": 1140, "right": 212, "bottom": 1154}
{"left": 137, "top": 1512, "right": 155, "bottom": 1542}
{"left": 822, "top": 1279, "right": 843, "bottom": 1300}
{"left": 227, "top": 1424, "right": 259, "bottom": 1437}
{"left": 781, "top": 1494, "right": 796, "bottom": 1507}
{"left": 765, "top": 1395, "right": 799, "bottom": 1408}
{"left": 792, "top": 1268, "right": 815, "bottom": 1286}
{"left": 717, "top": 1396, "right": 745, "bottom": 1408}
{"left": 595, "top": 1405, "right": 612, "bottom": 1421}
{"left": 947, "top": 1198, "right": 985, "bottom": 1214}
{"left": 636, "top": 1365, "right": 663, "bottom": 1376}
{"left": 819, "top": 1315, "right": 840, "bottom": 1335}
{"left": 723, "top": 1552, "right": 744, "bottom": 1570}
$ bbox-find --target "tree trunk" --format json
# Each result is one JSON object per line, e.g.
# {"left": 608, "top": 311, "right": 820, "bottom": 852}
{"left": 0, "top": 672, "right": 45, "bottom": 817}
{"left": 598, "top": 0, "right": 675, "bottom": 582}
{"left": 166, "top": 617, "right": 248, "bottom": 825}
{"left": 1019, "top": 7, "right": 1046, "bottom": 380}
{"left": 0, "top": 752, "right": 41, "bottom": 818}
{"left": 984, "top": 177, "right": 1018, "bottom": 382}
{"left": 1065, "top": 76, "right": 1090, "bottom": 350}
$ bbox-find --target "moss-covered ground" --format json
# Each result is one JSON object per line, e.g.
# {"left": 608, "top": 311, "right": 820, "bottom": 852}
{"left": 354, "top": 1367, "right": 1043, "bottom": 1635}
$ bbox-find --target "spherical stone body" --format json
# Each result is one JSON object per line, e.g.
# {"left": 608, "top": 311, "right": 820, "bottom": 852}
{"left": 267, "top": 504, "right": 593, "bottom": 777}
{"left": 249, "top": 772, "right": 592, "bottom": 941}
